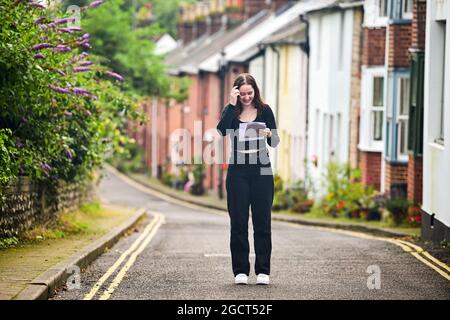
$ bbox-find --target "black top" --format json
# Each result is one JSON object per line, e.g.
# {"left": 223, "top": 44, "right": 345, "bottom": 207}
{"left": 216, "top": 104, "right": 280, "bottom": 163}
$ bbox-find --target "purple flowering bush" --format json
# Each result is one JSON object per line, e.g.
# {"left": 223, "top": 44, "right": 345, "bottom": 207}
{"left": 0, "top": 0, "right": 143, "bottom": 187}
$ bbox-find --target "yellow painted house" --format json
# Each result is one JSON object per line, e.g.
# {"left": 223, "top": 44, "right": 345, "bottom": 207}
{"left": 259, "top": 21, "right": 308, "bottom": 186}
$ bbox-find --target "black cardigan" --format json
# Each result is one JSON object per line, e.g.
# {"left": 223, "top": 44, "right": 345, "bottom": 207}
{"left": 216, "top": 104, "right": 280, "bottom": 152}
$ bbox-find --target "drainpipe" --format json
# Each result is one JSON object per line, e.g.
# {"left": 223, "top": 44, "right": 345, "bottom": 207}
{"left": 151, "top": 97, "right": 158, "bottom": 178}
{"left": 299, "top": 13, "right": 310, "bottom": 192}
{"left": 268, "top": 43, "right": 280, "bottom": 172}
{"left": 257, "top": 43, "right": 267, "bottom": 97}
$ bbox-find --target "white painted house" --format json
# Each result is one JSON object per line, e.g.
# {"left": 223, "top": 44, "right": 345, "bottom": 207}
{"left": 249, "top": 20, "right": 309, "bottom": 184}
{"left": 306, "top": 2, "right": 361, "bottom": 197}
{"left": 358, "top": 0, "right": 388, "bottom": 160}
{"left": 422, "top": 0, "right": 450, "bottom": 242}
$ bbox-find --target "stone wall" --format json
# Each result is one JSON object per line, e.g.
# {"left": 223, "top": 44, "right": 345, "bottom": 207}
{"left": 0, "top": 177, "right": 96, "bottom": 238}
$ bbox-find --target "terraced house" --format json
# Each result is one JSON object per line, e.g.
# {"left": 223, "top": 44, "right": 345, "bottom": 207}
{"left": 305, "top": 0, "right": 363, "bottom": 197}
{"left": 132, "top": 0, "right": 448, "bottom": 242}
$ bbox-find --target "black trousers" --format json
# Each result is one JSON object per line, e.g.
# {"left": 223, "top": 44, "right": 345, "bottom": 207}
{"left": 225, "top": 154, "right": 274, "bottom": 276}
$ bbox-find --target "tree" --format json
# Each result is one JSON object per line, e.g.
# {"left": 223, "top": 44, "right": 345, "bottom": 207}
{"left": 59, "top": 0, "right": 171, "bottom": 97}
{"left": 0, "top": 0, "right": 142, "bottom": 187}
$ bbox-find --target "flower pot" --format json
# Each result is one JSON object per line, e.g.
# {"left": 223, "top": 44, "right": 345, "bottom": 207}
{"left": 366, "top": 209, "right": 381, "bottom": 221}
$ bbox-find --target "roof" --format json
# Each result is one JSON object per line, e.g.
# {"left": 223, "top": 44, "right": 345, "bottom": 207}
{"left": 260, "top": 18, "right": 306, "bottom": 45}
{"left": 198, "top": 0, "right": 337, "bottom": 73}
{"left": 167, "top": 0, "right": 360, "bottom": 75}
{"left": 166, "top": 10, "right": 272, "bottom": 75}
{"left": 305, "top": 0, "right": 364, "bottom": 15}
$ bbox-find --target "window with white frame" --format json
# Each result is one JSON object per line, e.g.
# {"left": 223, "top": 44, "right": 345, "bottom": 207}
{"left": 379, "top": 0, "right": 389, "bottom": 17}
{"left": 402, "top": 0, "right": 413, "bottom": 19}
{"left": 397, "top": 77, "right": 410, "bottom": 159}
{"left": 364, "top": 0, "right": 389, "bottom": 27}
{"left": 329, "top": 114, "right": 334, "bottom": 158}
{"left": 336, "top": 113, "right": 341, "bottom": 158}
{"left": 372, "top": 76, "right": 384, "bottom": 142}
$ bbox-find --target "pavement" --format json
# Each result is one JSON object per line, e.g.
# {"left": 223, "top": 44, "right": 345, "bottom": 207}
{"left": 0, "top": 203, "right": 146, "bottom": 300}
{"left": 2, "top": 165, "right": 449, "bottom": 300}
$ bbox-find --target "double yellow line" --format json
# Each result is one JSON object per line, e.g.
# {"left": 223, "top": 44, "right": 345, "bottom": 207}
{"left": 84, "top": 211, "right": 165, "bottom": 300}
{"left": 388, "top": 238, "right": 450, "bottom": 281}
{"left": 281, "top": 222, "right": 450, "bottom": 282}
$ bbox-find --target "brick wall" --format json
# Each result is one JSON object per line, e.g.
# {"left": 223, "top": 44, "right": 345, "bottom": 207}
{"left": 384, "top": 161, "right": 408, "bottom": 192}
{"left": 349, "top": 9, "right": 363, "bottom": 168}
{"left": 407, "top": 154, "right": 423, "bottom": 204}
{"left": 411, "top": 0, "right": 427, "bottom": 50}
{"left": 362, "top": 27, "right": 386, "bottom": 66}
{"left": 387, "top": 23, "right": 412, "bottom": 68}
{"left": 210, "top": 14, "right": 223, "bottom": 34}
{"left": 360, "top": 151, "right": 381, "bottom": 191}
{"left": 179, "top": 22, "right": 194, "bottom": 45}
{"left": 196, "top": 20, "right": 207, "bottom": 39}
{"left": 245, "top": 0, "right": 270, "bottom": 17}
{"left": 245, "top": 0, "right": 289, "bottom": 17}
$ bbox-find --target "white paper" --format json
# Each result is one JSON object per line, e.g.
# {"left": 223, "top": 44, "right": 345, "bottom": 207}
{"left": 238, "top": 122, "right": 266, "bottom": 142}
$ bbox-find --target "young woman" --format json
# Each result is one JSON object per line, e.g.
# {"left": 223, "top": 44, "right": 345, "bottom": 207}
{"left": 216, "top": 73, "right": 280, "bottom": 285}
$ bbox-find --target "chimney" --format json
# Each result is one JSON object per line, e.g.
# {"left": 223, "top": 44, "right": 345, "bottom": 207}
{"left": 244, "top": 0, "right": 271, "bottom": 18}
{"left": 177, "top": 0, "right": 292, "bottom": 44}
{"left": 177, "top": 3, "right": 195, "bottom": 45}
{"left": 244, "top": 0, "right": 291, "bottom": 18}
{"left": 269, "top": 0, "right": 291, "bottom": 12}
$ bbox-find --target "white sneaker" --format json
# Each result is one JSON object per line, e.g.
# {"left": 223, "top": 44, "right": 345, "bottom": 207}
{"left": 234, "top": 273, "right": 248, "bottom": 285}
{"left": 256, "top": 274, "right": 270, "bottom": 285}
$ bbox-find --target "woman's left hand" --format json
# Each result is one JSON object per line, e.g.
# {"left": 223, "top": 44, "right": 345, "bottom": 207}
{"left": 259, "top": 128, "right": 272, "bottom": 138}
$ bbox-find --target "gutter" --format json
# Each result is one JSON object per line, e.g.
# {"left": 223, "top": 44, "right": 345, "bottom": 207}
{"left": 306, "top": 0, "right": 364, "bottom": 15}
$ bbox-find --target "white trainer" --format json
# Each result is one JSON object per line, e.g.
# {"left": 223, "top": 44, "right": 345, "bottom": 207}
{"left": 234, "top": 273, "right": 248, "bottom": 285}
{"left": 256, "top": 274, "right": 270, "bottom": 285}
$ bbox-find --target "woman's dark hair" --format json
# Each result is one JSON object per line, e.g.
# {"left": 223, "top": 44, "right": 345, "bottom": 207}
{"left": 232, "top": 73, "right": 266, "bottom": 118}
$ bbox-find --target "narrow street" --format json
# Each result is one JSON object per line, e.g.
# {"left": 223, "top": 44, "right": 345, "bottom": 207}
{"left": 51, "top": 170, "right": 450, "bottom": 300}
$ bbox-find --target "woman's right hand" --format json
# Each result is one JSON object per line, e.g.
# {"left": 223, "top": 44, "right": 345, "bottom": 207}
{"left": 229, "top": 86, "right": 240, "bottom": 106}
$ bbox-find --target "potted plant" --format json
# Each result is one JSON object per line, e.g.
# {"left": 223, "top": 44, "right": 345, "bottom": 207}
{"left": 384, "top": 196, "right": 410, "bottom": 225}
{"left": 190, "top": 162, "right": 205, "bottom": 196}
{"left": 407, "top": 206, "right": 422, "bottom": 227}
{"left": 359, "top": 192, "right": 380, "bottom": 221}
{"left": 272, "top": 189, "right": 289, "bottom": 211}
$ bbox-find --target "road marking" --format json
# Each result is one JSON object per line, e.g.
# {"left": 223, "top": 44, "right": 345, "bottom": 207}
{"left": 421, "top": 251, "right": 450, "bottom": 273}
{"left": 99, "top": 213, "right": 165, "bottom": 300}
{"left": 83, "top": 211, "right": 163, "bottom": 300}
{"left": 410, "top": 252, "right": 450, "bottom": 281}
{"left": 278, "top": 221, "right": 450, "bottom": 282}
{"left": 395, "top": 239, "right": 450, "bottom": 277}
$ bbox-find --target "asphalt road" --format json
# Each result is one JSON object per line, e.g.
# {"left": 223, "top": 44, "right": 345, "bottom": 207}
{"left": 51, "top": 170, "right": 450, "bottom": 300}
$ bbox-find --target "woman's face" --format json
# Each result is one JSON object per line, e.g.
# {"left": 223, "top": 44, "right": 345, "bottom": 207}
{"left": 239, "top": 84, "right": 254, "bottom": 106}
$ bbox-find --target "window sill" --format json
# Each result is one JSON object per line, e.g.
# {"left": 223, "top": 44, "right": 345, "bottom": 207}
{"left": 358, "top": 144, "right": 383, "bottom": 153}
{"left": 429, "top": 140, "right": 445, "bottom": 150}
